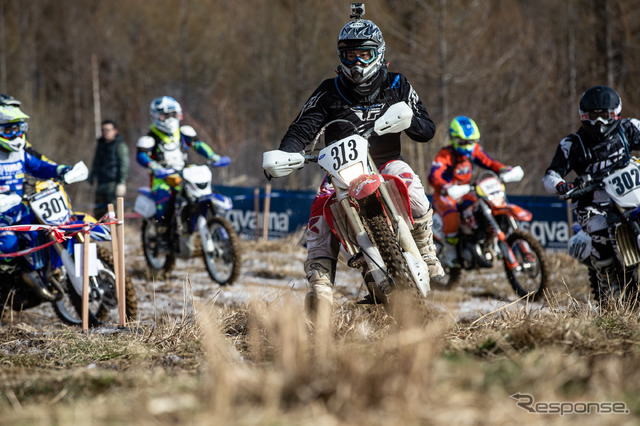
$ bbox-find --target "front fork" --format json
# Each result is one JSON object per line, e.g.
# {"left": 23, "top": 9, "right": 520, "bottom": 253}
{"left": 478, "top": 200, "right": 520, "bottom": 270}
{"left": 197, "top": 214, "right": 215, "bottom": 254}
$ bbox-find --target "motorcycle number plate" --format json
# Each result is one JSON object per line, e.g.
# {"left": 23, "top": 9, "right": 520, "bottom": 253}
{"left": 31, "top": 187, "right": 71, "bottom": 225}
{"left": 603, "top": 162, "right": 640, "bottom": 208}
{"left": 318, "top": 135, "right": 369, "bottom": 189}
{"left": 477, "top": 176, "right": 503, "bottom": 197}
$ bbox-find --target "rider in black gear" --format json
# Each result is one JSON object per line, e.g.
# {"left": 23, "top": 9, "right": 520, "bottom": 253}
{"left": 277, "top": 10, "right": 441, "bottom": 316}
{"left": 543, "top": 85, "right": 640, "bottom": 298}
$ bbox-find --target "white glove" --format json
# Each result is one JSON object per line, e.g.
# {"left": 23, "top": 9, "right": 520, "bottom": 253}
{"left": 115, "top": 183, "right": 126, "bottom": 197}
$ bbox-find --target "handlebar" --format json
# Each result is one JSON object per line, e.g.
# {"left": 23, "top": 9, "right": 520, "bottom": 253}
{"left": 558, "top": 181, "right": 603, "bottom": 201}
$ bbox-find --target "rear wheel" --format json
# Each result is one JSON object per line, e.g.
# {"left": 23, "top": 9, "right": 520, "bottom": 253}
{"left": 141, "top": 219, "right": 175, "bottom": 274}
{"left": 504, "top": 230, "right": 548, "bottom": 301}
{"left": 202, "top": 215, "right": 241, "bottom": 285}
{"left": 589, "top": 263, "right": 639, "bottom": 307}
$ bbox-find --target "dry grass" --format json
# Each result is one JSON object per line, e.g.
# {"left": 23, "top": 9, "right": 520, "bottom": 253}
{"left": 1, "top": 292, "right": 639, "bottom": 425}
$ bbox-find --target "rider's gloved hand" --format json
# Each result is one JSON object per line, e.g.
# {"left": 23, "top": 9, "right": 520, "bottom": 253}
{"left": 556, "top": 181, "right": 574, "bottom": 195}
{"left": 499, "top": 166, "right": 513, "bottom": 174}
{"left": 153, "top": 167, "right": 177, "bottom": 179}
{"left": 212, "top": 155, "right": 231, "bottom": 167}
{"left": 210, "top": 153, "right": 221, "bottom": 163}
{"left": 441, "top": 183, "right": 452, "bottom": 196}
{"left": 56, "top": 165, "right": 72, "bottom": 178}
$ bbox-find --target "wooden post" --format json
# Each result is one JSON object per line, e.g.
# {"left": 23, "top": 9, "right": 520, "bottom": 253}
{"left": 91, "top": 53, "right": 101, "bottom": 140}
{"left": 117, "top": 197, "right": 126, "bottom": 325}
{"left": 262, "top": 184, "right": 271, "bottom": 241}
{"left": 82, "top": 226, "right": 90, "bottom": 331}
{"left": 108, "top": 203, "right": 122, "bottom": 317}
{"left": 254, "top": 187, "right": 260, "bottom": 241}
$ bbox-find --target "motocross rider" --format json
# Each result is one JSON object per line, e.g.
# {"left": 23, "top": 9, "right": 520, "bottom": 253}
{"left": 0, "top": 94, "right": 52, "bottom": 162}
{"left": 428, "top": 116, "right": 512, "bottom": 268}
{"left": 272, "top": 11, "right": 442, "bottom": 316}
{"left": 136, "top": 96, "right": 224, "bottom": 244}
{"left": 0, "top": 100, "right": 73, "bottom": 296}
{"left": 543, "top": 85, "right": 640, "bottom": 299}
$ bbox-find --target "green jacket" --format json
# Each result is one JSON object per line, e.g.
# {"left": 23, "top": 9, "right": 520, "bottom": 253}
{"left": 89, "top": 133, "right": 129, "bottom": 185}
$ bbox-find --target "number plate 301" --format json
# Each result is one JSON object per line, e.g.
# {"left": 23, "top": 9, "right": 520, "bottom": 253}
{"left": 32, "top": 188, "right": 71, "bottom": 224}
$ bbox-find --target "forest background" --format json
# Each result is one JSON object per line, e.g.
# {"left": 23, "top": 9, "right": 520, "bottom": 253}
{"left": 2, "top": 0, "right": 640, "bottom": 200}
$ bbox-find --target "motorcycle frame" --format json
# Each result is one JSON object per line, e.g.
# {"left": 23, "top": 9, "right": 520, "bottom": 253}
{"left": 321, "top": 153, "right": 424, "bottom": 288}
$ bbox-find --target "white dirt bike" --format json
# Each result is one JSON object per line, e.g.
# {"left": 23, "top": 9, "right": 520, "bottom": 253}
{"left": 263, "top": 102, "right": 430, "bottom": 305}
{"left": 563, "top": 156, "right": 640, "bottom": 304}
{"left": 134, "top": 160, "right": 241, "bottom": 285}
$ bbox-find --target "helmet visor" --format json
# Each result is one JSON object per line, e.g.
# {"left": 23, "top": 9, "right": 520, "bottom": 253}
{"left": 0, "top": 122, "right": 28, "bottom": 139}
{"left": 339, "top": 47, "right": 377, "bottom": 67}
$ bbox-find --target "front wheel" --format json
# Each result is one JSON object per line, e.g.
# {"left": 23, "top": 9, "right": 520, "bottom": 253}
{"left": 504, "top": 230, "right": 548, "bottom": 301}
{"left": 202, "top": 215, "right": 241, "bottom": 285}
{"left": 365, "top": 213, "right": 424, "bottom": 304}
{"left": 54, "top": 246, "right": 137, "bottom": 327}
{"left": 141, "top": 219, "right": 175, "bottom": 274}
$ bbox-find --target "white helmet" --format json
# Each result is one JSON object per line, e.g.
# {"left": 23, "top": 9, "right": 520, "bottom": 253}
{"left": 150, "top": 96, "right": 183, "bottom": 134}
{"left": 0, "top": 105, "right": 29, "bottom": 152}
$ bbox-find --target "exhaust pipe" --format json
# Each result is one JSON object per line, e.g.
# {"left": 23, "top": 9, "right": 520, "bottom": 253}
{"left": 21, "top": 270, "right": 57, "bottom": 302}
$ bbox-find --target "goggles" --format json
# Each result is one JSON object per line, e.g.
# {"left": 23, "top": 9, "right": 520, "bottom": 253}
{"left": 453, "top": 138, "right": 477, "bottom": 148}
{"left": 159, "top": 111, "right": 179, "bottom": 119}
{"left": 339, "top": 47, "right": 377, "bottom": 66}
{"left": 0, "top": 121, "right": 28, "bottom": 138}
{"left": 581, "top": 109, "right": 618, "bottom": 126}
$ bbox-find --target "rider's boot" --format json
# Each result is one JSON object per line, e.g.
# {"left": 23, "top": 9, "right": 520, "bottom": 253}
{"left": 443, "top": 233, "right": 461, "bottom": 269}
{"left": 21, "top": 269, "right": 57, "bottom": 301}
{"left": 592, "top": 256, "right": 621, "bottom": 302}
{"left": 303, "top": 258, "right": 336, "bottom": 324}
{"left": 412, "top": 209, "right": 445, "bottom": 282}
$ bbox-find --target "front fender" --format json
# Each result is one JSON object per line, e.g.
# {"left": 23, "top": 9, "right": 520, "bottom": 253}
{"left": 492, "top": 204, "right": 533, "bottom": 222}
{"left": 198, "top": 192, "right": 233, "bottom": 213}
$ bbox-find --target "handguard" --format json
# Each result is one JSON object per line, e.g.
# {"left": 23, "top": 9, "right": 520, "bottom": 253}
{"left": 262, "top": 150, "right": 305, "bottom": 179}
{"left": 373, "top": 102, "right": 413, "bottom": 136}
{"left": 447, "top": 184, "right": 471, "bottom": 200}
{"left": 63, "top": 161, "right": 89, "bottom": 184}
{"left": 501, "top": 165, "right": 524, "bottom": 183}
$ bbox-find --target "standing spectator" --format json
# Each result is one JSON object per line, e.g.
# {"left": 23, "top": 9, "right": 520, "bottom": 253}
{"left": 89, "top": 120, "right": 129, "bottom": 219}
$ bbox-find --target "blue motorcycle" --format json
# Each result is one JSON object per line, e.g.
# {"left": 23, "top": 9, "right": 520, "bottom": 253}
{"left": 0, "top": 162, "right": 137, "bottom": 326}
{"left": 134, "top": 159, "right": 241, "bottom": 285}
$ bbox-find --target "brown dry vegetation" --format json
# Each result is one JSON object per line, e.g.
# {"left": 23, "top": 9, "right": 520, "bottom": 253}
{"left": 1, "top": 238, "right": 640, "bottom": 425}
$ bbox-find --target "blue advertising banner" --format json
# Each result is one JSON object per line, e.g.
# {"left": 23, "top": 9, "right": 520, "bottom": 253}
{"left": 214, "top": 186, "right": 572, "bottom": 250}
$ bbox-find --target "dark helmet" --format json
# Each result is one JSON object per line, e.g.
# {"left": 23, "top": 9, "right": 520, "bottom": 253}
{"left": 337, "top": 19, "right": 386, "bottom": 85}
{"left": 0, "top": 94, "right": 21, "bottom": 107}
{"left": 579, "top": 85, "right": 622, "bottom": 142}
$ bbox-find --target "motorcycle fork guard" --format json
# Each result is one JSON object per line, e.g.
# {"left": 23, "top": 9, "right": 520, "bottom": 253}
{"left": 478, "top": 200, "right": 519, "bottom": 270}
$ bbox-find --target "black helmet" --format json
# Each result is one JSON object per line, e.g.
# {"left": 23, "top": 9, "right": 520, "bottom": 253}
{"left": 337, "top": 19, "right": 385, "bottom": 85}
{"left": 579, "top": 85, "right": 622, "bottom": 142}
